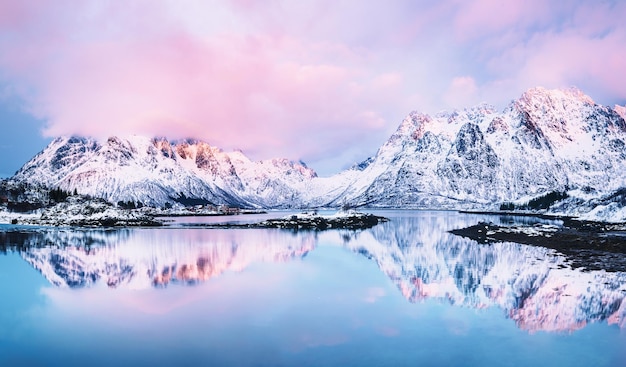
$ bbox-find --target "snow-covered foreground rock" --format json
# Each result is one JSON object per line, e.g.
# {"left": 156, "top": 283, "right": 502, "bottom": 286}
{"left": 2, "top": 212, "right": 626, "bottom": 332}
{"left": 197, "top": 209, "right": 389, "bottom": 230}
{"left": 0, "top": 196, "right": 161, "bottom": 227}
{"left": 9, "top": 87, "right": 626, "bottom": 221}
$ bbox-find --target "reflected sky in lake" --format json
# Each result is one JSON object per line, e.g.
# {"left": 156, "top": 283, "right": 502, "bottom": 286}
{"left": 1, "top": 211, "right": 626, "bottom": 366}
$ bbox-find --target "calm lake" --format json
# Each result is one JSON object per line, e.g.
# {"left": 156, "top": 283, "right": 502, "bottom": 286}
{"left": 1, "top": 210, "right": 626, "bottom": 366}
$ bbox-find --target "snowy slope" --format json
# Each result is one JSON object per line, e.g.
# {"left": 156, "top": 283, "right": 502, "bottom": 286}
{"left": 13, "top": 136, "right": 316, "bottom": 208}
{"left": 325, "top": 87, "right": 626, "bottom": 215}
{"left": 615, "top": 105, "right": 626, "bottom": 121}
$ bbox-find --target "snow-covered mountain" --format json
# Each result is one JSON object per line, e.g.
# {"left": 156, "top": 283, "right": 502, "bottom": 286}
{"left": 331, "top": 87, "right": 626, "bottom": 212}
{"left": 13, "top": 136, "right": 316, "bottom": 208}
{"left": 10, "top": 87, "right": 626, "bottom": 218}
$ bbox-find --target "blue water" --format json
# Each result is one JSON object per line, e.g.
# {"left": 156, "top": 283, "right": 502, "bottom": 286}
{"left": 1, "top": 211, "right": 625, "bottom": 366}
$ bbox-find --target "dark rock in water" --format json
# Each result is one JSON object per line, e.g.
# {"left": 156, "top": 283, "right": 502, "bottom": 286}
{"left": 186, "top": 211, "right": 389, "bottom": 231}
{"left": 450, "top": 221, "right": 626, "bottom": 272}
{"left": 256, "top": 213, "right": 388, "bottom": 230}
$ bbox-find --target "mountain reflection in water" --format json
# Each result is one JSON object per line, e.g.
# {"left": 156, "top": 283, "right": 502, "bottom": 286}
{"left": 2, "top": 211, "right": 626, "bottom": 333}
{"left": 1, "top": 228, "right": 316, "bottom": 288}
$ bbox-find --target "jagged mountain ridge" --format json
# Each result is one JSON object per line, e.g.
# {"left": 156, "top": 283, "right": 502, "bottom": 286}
{"left": 13, "top": 135, "right": 317, "bottom": 208}
{"left": 10, "top": 87, "right": 626, "bottom": 216}
{"left": 331, "top": 87, "right": 626, "bottom": 211}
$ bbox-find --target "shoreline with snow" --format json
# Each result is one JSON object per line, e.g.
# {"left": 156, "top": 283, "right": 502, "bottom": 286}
{"left": 0, "top": 202, "right": 390, "bottom": 230}
{"left": 3, "top": 202, "right": 626, "bottom": 229}
{"left": 450, "top": 220, "right": 626, "bottom": 272}
{"left": 0, "top": 197, "right": 163, "bottom": 227}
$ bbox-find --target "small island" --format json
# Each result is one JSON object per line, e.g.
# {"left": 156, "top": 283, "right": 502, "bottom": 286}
{"left": 256, "top": 210, "right": 389, "bottom": 230}
{"left": 184, "top": 209, "right": 389, "bottom": 230}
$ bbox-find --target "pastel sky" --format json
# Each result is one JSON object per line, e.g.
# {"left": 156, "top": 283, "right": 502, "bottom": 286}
{"left": 1, "top": 0, "right": 625, "bottom": 177}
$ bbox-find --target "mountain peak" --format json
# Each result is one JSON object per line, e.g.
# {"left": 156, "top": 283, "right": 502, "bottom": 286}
{"left": 509, "top": 87, "right": 603, "bottom": 147}
{"left": 615, "top": 105, "right": 626, "bottom": 121}
{"left": 517, "top": 86, "right": 595, "bottom": 107}
{"left": 435, "top": 103, "right": 497, "bottom": 119}
{"left": 403, "top": 111, "right": 432, "bottom": 136}
{"left": 12, "top": 134, "right": 320, "bottom": 208}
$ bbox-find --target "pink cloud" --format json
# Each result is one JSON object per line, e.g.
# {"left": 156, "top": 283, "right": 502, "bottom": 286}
{"left": 444, "top": 76, "right": 479, "bottom": 108}
{"left": 364, "top": 286, "right": 386, "bottom": 303}
{"left": 0, "top": 2, "right": 409, "bottom": 174}
{"left": 453, "top": 0, "right": 554, "bottom": 41}
{"left": 482, "top": 19, "right": 626, "bottom": 104}
{"left": 451, "top": 0, "right": 626, "bottom": 109}
{"left": 0, "top": 1, "right": 625, "bottom": 174}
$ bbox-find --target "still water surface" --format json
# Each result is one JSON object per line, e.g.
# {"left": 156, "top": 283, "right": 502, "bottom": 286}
{"left": 1, "top": 210, "right": 625, "bottom": 366}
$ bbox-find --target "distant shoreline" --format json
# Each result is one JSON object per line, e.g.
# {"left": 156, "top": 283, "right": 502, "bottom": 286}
{"left": 153, "top": 210, "right": 267, "bottom": 218}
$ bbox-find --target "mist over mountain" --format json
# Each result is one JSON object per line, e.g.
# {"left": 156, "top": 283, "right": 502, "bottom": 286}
{"left": 9, "top": 87, "right": 626, "bottom": 220}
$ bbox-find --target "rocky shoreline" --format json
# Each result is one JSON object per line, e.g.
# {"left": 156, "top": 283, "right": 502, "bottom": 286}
{"left": 182, "top": 211, "right": 389, "bottom": 230}
{"left": 450, "top": 220, "right": 626, "bottom": 272}
{"left": 0, "top": 202, "right": 388, "bottom": 230}
{"left": 1, "top": 197, "right": 163, "bottom": 227}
